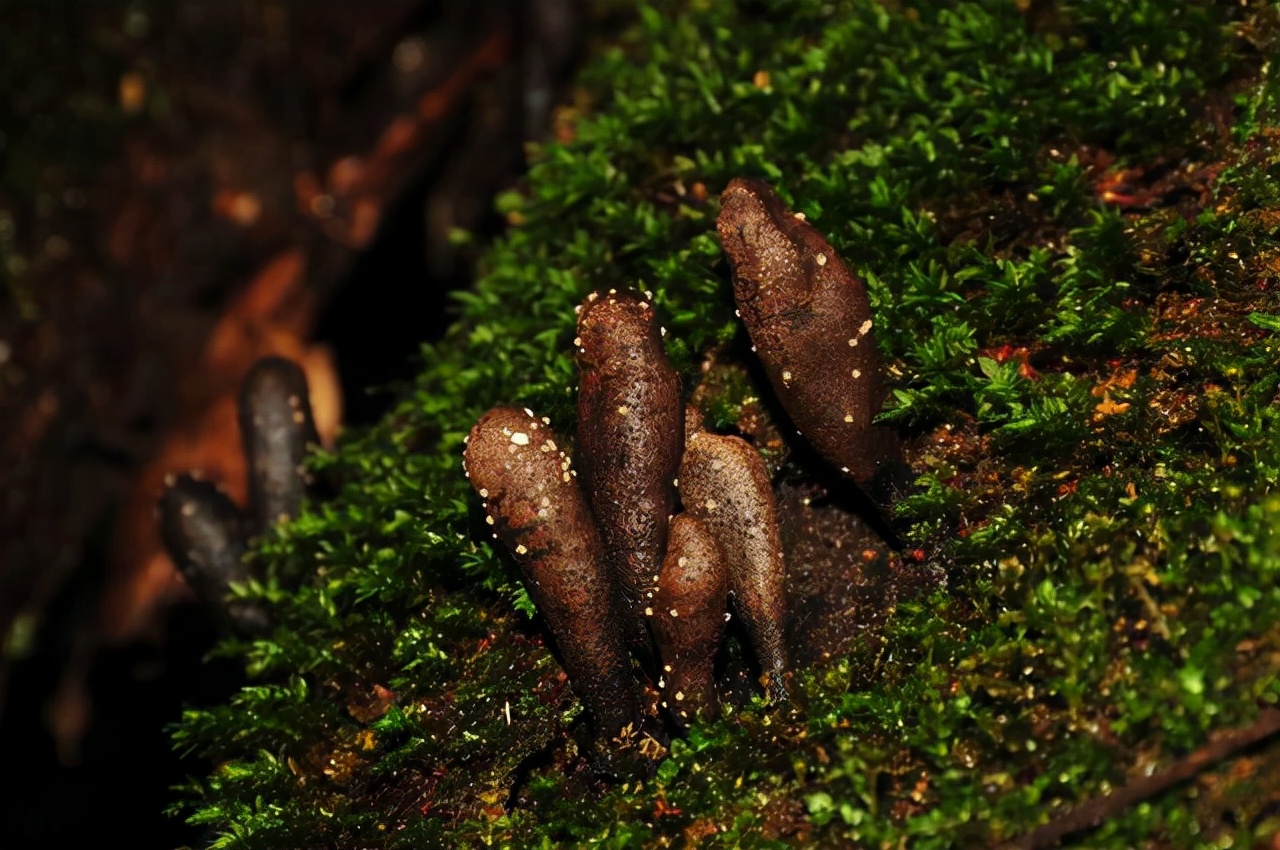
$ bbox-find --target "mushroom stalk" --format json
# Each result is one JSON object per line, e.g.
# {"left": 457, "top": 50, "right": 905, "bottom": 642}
{"left": 239, "top": 355, "right": 321, "bottom": 533}
{"left": 158, "top": 474, "right": 267, "bottom": 636}
{"left": 651, "top": 513, "right": 728, "bottom": 727}
{"left": 463, "top": 405, "right": 641, "bottom": 739}
{"left": 678, "top": 431, "right": 789, "bottom": 700}
{"left": 575, "top": 289, "right": 683, "bottom": 653}
{"left": 717, "top": 178, "right": 901, "bottom": 490}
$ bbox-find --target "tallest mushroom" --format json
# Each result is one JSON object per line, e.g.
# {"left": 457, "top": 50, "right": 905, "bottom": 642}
{"left": 717, "top": 178, "right": 900, "bottom": 490}
{"left": 575, "top": 288, "right": 683, "bottom": 653}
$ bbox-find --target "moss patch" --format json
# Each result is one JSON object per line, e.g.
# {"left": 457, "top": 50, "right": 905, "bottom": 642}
{"left": 173, "top": 2, "right": 1280, "bottom": 847}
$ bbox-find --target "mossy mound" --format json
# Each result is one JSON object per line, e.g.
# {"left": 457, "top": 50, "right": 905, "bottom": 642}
{"left": 173, "top": 2, "right": 1280, "bottom": 847}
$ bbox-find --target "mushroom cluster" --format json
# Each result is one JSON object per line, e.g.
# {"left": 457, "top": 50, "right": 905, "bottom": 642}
{"left": 155, "top": 179, "right": 902, "bottom": 754}
{"left": 158, "top": 357, "right": 322, "bottom": 635}
{"left": 464, "top": 178, "right": 902, "bottom": 741}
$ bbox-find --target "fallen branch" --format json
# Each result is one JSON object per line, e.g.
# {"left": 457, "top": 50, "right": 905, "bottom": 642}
{"left": 999, "top": 707, "right": 1280, "bottom": 850}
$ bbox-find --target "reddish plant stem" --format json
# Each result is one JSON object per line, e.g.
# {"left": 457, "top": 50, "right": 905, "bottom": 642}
{"left": 999, "top": 707, "right": 1280, "bottom": 850}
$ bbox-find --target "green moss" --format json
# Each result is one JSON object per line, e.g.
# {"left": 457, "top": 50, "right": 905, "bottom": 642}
{"left": 173, "top": 1, "right": 1280, "bottom": 847}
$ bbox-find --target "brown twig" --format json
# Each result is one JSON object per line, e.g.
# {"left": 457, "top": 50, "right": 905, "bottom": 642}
{"left": 998, "top": 707, "right": 1280, "bottom": 850}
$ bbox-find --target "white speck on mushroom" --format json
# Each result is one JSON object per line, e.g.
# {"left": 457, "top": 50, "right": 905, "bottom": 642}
{"left": 860, "top": 318, "right": 873, "bottom": 336}
{"left": 669, "top": 608, "right": 679, "bottom": 617}
{"left": 852, "top": 369, "right": 861, "bottom": 379}
{"left": 617, "top": 405, "right": 630, "bottom": 416}
{"left": 515, "top": 544, "right": 528, "bottom": 555}
{"left": 844, "top": 414, "right": 854, "bottom": 423}
{"left": 816, "top": 253, "right": 827, "bottom": 266}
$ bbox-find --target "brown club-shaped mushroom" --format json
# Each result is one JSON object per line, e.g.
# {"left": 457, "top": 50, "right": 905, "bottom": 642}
{"left": 158, "top": 355, "right": 324, "bottom": 636}
{"left": 717, "top": 178, "right": 901, "bottom": 489}
{"left": 575, "top": 288, "right": 683, "bottom": 651}
{"left": 677, "top": 430, "right": 790, "bottom": 701}
{"left": 462, "top": 405, "right": 641, "bottom": 739}
{"left": 650, "top": 513, "right": 728, "bottom": 727}
{"left": 158, "top": 474, "right": 268, "bottom": 636}
{"left": 239, "top": 356, "right": 322, "bottom": 531}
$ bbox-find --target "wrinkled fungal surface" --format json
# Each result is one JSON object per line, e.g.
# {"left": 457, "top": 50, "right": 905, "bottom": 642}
{"left": 717, "top": 177, "right": 900, "bottom": 488}
{"left": 651, "top": 512, "right": 728, "bottom": 727}
{"left": 239, "top": 355, "right": 322, "bottom": 531}
{"left": 683, "top": 402, "right": 705, "bottom": 444}
{"left": 462, "top": 405, "right": 640, "bottom": 739}
{"left": 574, "top": 288, "right": 683, "bottom": 650}
{"left": 677, "top": 430, "right": 790, "bottom": 700}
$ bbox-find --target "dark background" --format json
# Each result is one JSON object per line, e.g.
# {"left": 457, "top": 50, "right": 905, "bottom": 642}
{"left": 0, "top": 2, "right": 600, "bottom": 844}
